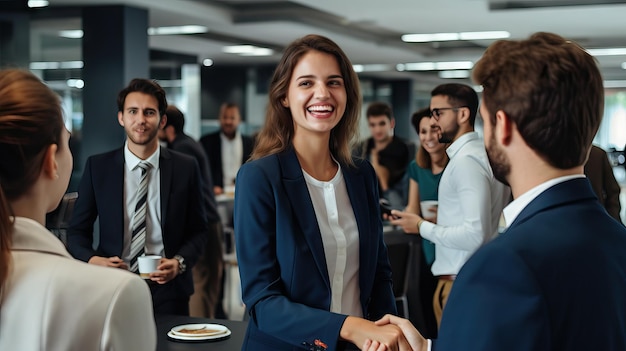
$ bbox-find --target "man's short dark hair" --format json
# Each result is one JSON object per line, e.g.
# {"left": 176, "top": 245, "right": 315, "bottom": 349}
{"left": 165, "top": 105, "right": 185, "bottom": 134}
{"left": 473, "top": 32, "right": 603, "bottom": 169}
{"left": 117, "top": 78, "right": 168, "bottom": 117}
{"left": 431, "top": 84, "right": 479, "bottom": 126}
{"left": 366, "top": 102, "right": 393, "bottom": 120}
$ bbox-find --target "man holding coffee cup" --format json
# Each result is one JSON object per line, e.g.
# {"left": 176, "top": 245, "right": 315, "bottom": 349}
{"left": 67, "top": 78, "right": 209, "bottom": 316}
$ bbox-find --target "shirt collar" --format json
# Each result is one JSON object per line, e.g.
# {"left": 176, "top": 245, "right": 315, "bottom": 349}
{"left": 502, "top": 174, "right": 585, "bottom": 229}
{"left": 446, "top": 131, "right": 479, "bottom": 159}
{"left": 124, "top": 141, "right": 160, "bottom": 171}
{"left": 220, "top": 130, "right": 241, "bottom": 142}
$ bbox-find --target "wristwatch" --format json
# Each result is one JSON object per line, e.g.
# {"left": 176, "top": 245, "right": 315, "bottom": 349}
{"left": 173, "top": 255, "right": 186, "bottom": 274}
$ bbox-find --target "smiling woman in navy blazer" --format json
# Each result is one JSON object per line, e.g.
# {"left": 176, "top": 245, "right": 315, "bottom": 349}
{"left": 234, "top": 35, "right": 404, "bottom": 351}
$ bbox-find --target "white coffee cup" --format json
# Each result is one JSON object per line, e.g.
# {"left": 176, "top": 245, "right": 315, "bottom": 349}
{"left": 137, "top": 255, "right": 162, "bottom": 278}
{"left": 420, "top": 200, "right": 438, "bottom": 219}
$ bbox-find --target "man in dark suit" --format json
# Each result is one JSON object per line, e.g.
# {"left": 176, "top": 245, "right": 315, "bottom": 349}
{"left": 159, "top": 104, "right": 226, "bottom": 318}
{"left": 366, "top": 32, "right": 626, "bottom": 351}
{"left": 67, "top": 79, "right": 209, "bottom": 316}
{"left": 199, "top": 102, "right": 254, "bottom": 196}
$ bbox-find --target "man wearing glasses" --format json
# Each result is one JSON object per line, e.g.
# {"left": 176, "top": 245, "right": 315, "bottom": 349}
{"left": 390, "top": 83, "right": 510, "bottom": 327}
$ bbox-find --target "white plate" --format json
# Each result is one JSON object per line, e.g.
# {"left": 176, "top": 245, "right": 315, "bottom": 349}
{"left": 168, "top": 324, "right": 231, "bottom": 341}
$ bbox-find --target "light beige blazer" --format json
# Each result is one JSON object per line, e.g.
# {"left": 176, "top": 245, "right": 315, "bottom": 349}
{"left": 0, "top": 217, "right": 156, "bottom": 351}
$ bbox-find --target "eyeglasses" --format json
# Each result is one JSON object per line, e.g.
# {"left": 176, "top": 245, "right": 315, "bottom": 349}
{"left": 430, "top": 106, "right": 467, "bottom": 121}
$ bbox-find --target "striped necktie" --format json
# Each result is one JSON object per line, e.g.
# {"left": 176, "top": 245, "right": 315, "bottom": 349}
{"left": 130, "top": 161, "right": 151, "bottom": 273}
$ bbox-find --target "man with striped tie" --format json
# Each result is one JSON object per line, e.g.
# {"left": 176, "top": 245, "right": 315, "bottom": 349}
{"left": 67, "top": 78, "right": 209, "bottom": 316}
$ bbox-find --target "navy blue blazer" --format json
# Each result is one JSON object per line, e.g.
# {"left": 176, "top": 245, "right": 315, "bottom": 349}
{"left": 67, "top": 147, "right": 209, "bottom": 298}
{"left": 437, "top": 178, "right": 626, "bottom": 350}
{"left": 234, "top": 148, "right": 396, "bottom": 351}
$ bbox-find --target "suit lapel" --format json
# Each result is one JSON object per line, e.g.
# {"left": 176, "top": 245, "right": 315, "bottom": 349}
{"left": 159, "top": 147, "right": 172, "bottom": 230}
{"left": 507, "top": 178, "right": 597, "bottom": 230}
{"left": 278, "top": 148, "right": 330, "bottom": 291}
{"left": 111, "top": 149, "right": 126, "bottom": 239}
{"left": 342, "top": 163, "right": 373, "bottom": 284}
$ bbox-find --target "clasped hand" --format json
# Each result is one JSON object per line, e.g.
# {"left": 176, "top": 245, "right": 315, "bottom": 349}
{"left": 361, "top": 315, "right": 427, "bottom": 351}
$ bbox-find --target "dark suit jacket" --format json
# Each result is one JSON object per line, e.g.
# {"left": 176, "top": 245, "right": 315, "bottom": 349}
{"left": 234, "top": 147, "right": 396, "bottom": 351}
{"left": 437, "top": 178, "right": 626, "bottom": 351}
{"left": 170, "top": 133, "right": 220, "bottom": 223}
{"left": 199, "top": 130, "right": 254, "bottom": 188}
{"left": 584, "top": 145, "right": 622, "bottom": 222}
{"left": 67, "top": 147, "right": 209, "bottom": 299}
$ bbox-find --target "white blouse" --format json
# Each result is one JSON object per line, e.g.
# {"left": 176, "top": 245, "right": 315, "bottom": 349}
{"left": 302, "top": 164, "right": 362, "bottom": 317}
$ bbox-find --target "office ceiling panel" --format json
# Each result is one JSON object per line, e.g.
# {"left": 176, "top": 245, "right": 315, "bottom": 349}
{"left": 21, "top": 0, "right": 626, "bottom": 84}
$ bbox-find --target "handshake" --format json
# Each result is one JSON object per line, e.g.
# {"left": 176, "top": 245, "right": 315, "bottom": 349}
{"left": 360, "top": 315, "right": 427, "bottom": 351}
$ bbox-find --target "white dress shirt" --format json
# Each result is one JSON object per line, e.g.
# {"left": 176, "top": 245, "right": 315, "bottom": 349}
{"left": 123, "top": 144, "right": 164, "bottom": 263}
{"left": 420, "top": 132, "right": 509, "bottom": 276}
{"left": 502, "top": 174, "right": 584, "bottom": 228}
{"left": 221, "top": 131, "right": 243, "bottom": 186}
{"left": 303, "top": 164, "right": 362, "bottom": 317}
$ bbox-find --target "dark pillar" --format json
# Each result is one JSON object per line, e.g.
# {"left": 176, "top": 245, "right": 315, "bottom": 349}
{"left": 390, "top": 79, "right": 414, "bottom": 140}
{"left": 201, "top": 66, "right": 247, "bottom": 121}
{"left": 80, "top": 5, "right": 149, "bottom": 171}
{"left": 0, "top": 12, "right": 30, "bottom": 69}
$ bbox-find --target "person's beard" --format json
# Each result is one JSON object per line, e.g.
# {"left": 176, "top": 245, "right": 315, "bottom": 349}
{"left": 438, "top": 123, "right": 459, "bottom": 144}
{"left": 486, "top": 133, "right": 511, "bottom": 186}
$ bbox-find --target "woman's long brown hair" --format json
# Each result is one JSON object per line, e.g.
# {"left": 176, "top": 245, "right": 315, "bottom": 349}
{"left": 251, "top": 34, "right": 362, "bottom": 166}
{"left": 0, "top": 69, "right": 64, "bottom": 293}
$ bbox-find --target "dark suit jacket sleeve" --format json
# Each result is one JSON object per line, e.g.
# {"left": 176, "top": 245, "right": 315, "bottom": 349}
{"left": 201, "top": 132, "right": 225, "bottom": 189}
{"left": 66, "top": 156, "right": 99, "bottom": 262}
{"left": 436, "top": 246, "right": 550, "bottom": 351}
{"left": 164, "top": 153, "right": 210, "bottom": 269}
{"left": 171, "top": 138, "right": 220, "bottom": 224}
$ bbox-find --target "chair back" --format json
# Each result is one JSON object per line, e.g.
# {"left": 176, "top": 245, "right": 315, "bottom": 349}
{"left": 46, "top": 192, "right": 78, "bottom": 245}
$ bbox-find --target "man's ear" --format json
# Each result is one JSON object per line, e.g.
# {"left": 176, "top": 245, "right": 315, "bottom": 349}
{"left": 42, "top": 144, "right": 59, "bottom": 180}
{"left": 117, "top": 111, "right": 124, "bottom": 127}
{"left": 160, "top": 114, "right": 167, "bottom": 129}
{"left": 495, "top": 110, "right": 513, "bottom": 146}
{"left": 458, "top": 107, "right": 470, "bottom": 125}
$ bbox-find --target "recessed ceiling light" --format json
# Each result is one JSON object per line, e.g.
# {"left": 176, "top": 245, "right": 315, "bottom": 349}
{"left": 59, "top": 30, "right": 84, "bottom": 39}
{"left": 403, "top": 61, "right": 474, "bottom": 71}
{"left": 352, "top": 64, "right": 393, "bottom": 73}
{"left": 203, "top": 58, "right": 214, "bottom": 67}
{"left": 586, "top": 48, "right": 626, "bottom": 56}
{"left": 604, "top": 80, "right": 626, "bottom": 88}
{"left": 401, "top": 31, "right": 510, "bottom": 43}
{"left": 28, "top": 0, "right": 48, "bottom": 8}
{"left": 621, "top": 62, "right": 626, "bottom": 70}
{"left": 222, "top": 45, "right": 273, "bottom": 56}
{"left": 29, "top": 61, "right": 84, "bottom": 70}
{"left": 439, "top": 70, "right": 471, "bottom": 79}
{"left": 66, "top": 79, "right": 84, "bottom": 89}
{"left": 147, "top": 25, "right": 208, "bottom": 35}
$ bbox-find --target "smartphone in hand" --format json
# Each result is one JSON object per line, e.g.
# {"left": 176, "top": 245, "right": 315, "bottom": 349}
{"left": 379, "top": 198, "right": 399, "bottom": 219}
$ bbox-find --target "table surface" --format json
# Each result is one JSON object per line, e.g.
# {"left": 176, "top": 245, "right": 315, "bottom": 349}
{"left": 156, "top": 315, "right": 247, "bottom": 351}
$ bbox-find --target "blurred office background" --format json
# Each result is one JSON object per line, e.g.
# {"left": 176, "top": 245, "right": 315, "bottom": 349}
{"left": 2, "top": 0, "right": 626, "bottom": 216}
